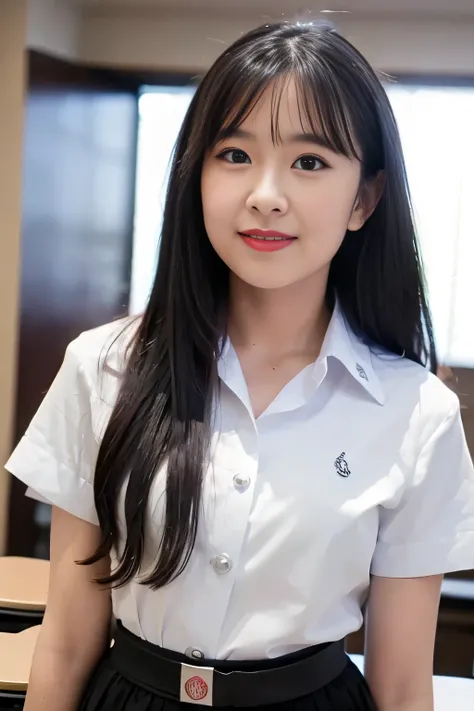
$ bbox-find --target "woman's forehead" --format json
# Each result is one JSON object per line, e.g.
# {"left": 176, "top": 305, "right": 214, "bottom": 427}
{"left": 222, "top": 76, "right": 321, "bottom": 142}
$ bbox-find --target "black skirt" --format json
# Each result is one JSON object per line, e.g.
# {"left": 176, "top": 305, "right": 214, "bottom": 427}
{"left": 79, "top": 625, "right": 377, "bottom": 711}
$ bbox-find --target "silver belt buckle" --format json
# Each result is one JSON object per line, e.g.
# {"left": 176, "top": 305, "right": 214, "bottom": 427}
{"left": 180, "top": 662, "right": 215, "bottom": 705}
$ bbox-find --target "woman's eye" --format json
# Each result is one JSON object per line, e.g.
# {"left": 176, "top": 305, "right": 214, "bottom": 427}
{"left": 218, "top": 148, "right": 251, "bottom": 164}
{"left": 292, "top": 155, "right": 326, "bottom": 171}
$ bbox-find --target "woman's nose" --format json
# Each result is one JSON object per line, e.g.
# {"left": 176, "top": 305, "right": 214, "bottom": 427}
{"left": 245, "top": 174, "right": 288, "bottom": 216}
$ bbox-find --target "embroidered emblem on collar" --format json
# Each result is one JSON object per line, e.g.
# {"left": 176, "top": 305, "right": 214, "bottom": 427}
{"left": 334, "top": 452, "right": 351, "bottom": 478}
{"left": 356, "top": 363, "right": 368, "bottom": 381}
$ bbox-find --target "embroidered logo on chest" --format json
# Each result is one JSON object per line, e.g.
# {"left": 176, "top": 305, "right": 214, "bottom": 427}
{"left": 334, "top": 452, "right": 351, "bottom": 477}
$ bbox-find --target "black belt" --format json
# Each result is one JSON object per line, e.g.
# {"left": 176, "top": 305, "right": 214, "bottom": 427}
{"left": 110, "top": 621, "right": 349, "bottom": 707}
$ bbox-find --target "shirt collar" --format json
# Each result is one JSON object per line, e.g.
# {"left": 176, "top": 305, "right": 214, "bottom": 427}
{"left": 317, "top": 301, "right": 385, "bottom": 405}
{"left": 218, "top": 301, "right": 385, "bottom": 409}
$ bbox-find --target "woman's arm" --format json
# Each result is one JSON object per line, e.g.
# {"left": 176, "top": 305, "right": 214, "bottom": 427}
{"left": 23, "top": 506, "right": 112, "bottom": 711}
{"left": 364, "top": 574, "right": 443, "bottom": 711}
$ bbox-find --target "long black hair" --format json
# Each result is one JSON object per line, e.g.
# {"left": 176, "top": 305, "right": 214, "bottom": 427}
{"left": 83, "top": 21, "right": 436, "bottom": 588}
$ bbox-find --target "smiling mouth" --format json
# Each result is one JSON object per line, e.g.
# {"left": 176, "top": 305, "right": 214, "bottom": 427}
{"left": 238, "top": 230, "right": 297, "bottom": 241}
{"left": 241, "top": 235, "right": 295, "bottom": 241}
{"left": 238, "top": 231, "right": 297, "bottom": 252}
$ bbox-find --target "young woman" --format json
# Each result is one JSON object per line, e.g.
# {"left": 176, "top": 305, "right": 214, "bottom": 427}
{"left": 6, "top": 20, "right": 474, "bottom": 711}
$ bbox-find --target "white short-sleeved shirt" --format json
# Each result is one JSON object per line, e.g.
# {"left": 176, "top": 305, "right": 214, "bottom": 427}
{"left": 5, "top": 305, "right": 474, "bottom": 660}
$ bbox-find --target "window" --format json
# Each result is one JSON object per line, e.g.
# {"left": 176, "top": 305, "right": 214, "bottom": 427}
{"left": 129, "top": 86, "right": 195, "bottom": 315}
{"left": 386, "top": 83, "right": 474, "bottom": 367}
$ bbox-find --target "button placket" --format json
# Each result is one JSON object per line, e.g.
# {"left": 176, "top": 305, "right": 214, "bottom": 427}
{"left": 178, "top": 367, "right": 259, "bottom": 658}
{"left": 193, "top": 419, "right": 258, "bottom": 656}
{"left": 208, "top": 461, "right": 256, "bottom": 578}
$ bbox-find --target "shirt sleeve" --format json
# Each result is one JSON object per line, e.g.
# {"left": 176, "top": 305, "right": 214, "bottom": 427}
{"left": 4, "top": 339, "right": 99, "bottom": 525}
{"left": 371, "top": 399, "right": 474, "bottom": 577}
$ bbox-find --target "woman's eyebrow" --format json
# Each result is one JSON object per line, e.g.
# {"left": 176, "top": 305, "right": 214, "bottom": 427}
{"left": 215, "top": 127, "right": 333, "bottom": 150}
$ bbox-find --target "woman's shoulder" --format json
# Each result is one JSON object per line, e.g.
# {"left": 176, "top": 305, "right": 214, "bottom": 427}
{"left": 65, "top": 316, "right": 141, "bottom": 389}
{"left": 371, "top": 350, "right": 460, "bottom": 432}
{"left": 4, "top": 317, "right": 142, "bottom": 524}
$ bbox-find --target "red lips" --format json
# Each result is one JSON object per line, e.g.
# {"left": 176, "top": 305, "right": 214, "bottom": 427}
{"left": 238, "top": 228, "right": 297, "bottom": 253}
{"left": 240, "top": 229, "right": 296, "bottom": 239}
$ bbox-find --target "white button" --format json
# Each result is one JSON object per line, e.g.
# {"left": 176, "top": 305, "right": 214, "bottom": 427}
{"left": 211, "top": 554, "right": 232, "bottom": 574}
{"left": 185, "top": 647, "right": 205, "bottom": 660}
{"left": 233, "top": 473, "right": 250, "bottom": 491}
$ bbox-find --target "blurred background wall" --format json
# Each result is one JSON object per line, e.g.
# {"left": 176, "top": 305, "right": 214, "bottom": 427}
{"left": 23, "top": 1, "right": 474, "bottom": 74}
{"left": 27, "top": 0, "right": 82, "bottom": 60}
{"left": 81, "top": 9, "right": 474, "bottom": 75}
{"left": 0, "top": 0, "right": 27, "bottom": 554}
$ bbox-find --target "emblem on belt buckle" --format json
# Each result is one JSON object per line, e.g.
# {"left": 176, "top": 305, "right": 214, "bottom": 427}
{"left": 180, "top": 663, "right": 214, "bottom": 705}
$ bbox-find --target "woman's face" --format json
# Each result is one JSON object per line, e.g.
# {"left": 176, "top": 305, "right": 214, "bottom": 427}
{"left": 201, "top": 78, "right": 371, "bottom": 291}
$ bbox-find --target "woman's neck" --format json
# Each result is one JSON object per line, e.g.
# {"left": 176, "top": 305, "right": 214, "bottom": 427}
{"left": 227, "top": 273, "right": 331, "bottom": 359}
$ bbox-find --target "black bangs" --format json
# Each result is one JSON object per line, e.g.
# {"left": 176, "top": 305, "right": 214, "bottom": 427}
{"left": 183, "top": 26, "right": 367, "bottom": 167}
{"left": 288, "top": 70, "right": 359, "bottom": 159}
{"left": 198, "top": 65, "right": 360, "bottom": 162}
